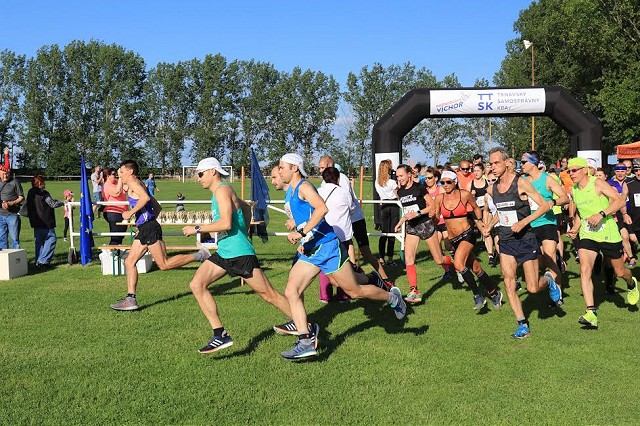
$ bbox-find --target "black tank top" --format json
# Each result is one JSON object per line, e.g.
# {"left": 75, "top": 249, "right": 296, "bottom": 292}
{"left": 492, "top": 176, "right": 532, "bottom": 240}
{"left": 397, "top": 183, "right": 429, "bottom": 226}
{"left": 471, "top": 179, "right": 487, "bottom": 199}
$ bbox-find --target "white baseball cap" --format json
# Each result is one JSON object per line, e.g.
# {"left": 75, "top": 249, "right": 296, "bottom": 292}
{"left": 280, "top": 153, "right": 307, "bottom": 177}
{"left": 195, "top": 157, "right": 229, "bottom": 175}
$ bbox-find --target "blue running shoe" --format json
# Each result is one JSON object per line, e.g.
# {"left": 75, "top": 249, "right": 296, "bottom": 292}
{"left": 198, "top": 331, "right": 234, "bottom": 354}
{"left": 281, "top": 337, "right": 317, "bottom": 360}
{"left": 512, "top": 323, "right": 530, "bottom": 340}
{"left": 545, "top": 271, "right": 561, "bottom": 303}
{"left": 490, "top": 290, "right": 503, "bottom": 309}
{"left": 389, "top": 287, "right": 407, "bottom": 320}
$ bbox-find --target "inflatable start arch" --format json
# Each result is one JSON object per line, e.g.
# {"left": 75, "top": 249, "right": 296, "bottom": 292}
{"left": 371, "top": 86, "right": 603, "bottom": 185}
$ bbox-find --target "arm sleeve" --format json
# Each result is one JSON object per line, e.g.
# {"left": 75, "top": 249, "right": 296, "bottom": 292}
{"left": 44, "top": 195, "right": 64, "bottom": 208}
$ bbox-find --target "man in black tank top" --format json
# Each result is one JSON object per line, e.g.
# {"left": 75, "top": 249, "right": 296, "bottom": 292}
{"left": 486, "top": 148, "right": 562, "bottom": 339}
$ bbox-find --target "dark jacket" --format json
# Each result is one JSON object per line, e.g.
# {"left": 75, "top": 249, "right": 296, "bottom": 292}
{"left": 27, "top": 187, "right": 64, "bottom": 229}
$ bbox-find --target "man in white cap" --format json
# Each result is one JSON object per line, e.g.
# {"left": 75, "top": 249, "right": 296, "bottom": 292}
{"left": 278, "top": 153, "right": 406, "bottom": 360}
{"left": 110, "top": 159, "right": 210, "bottom": 312}
{"left": 182, "top": 157, "right": 294, "bottom": 354}
{"left": 318, "top": 155, "right": 393, "bottom": 287}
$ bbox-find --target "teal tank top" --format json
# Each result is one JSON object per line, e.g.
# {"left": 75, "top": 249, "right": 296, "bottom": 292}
{"left": 529, "top": 172, "right": 557, "bottom": 228}
{"left": 211, "top": 185, "right": 255, "bottom": 258}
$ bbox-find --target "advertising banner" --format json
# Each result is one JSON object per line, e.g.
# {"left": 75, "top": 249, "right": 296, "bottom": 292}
{"left": 430, "top": 88, "right": 546, "bottom": 115}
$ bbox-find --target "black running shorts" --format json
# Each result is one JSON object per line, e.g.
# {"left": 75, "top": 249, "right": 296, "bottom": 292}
{"left": 207, "top": 253, "right": 261, "bottom": 278}
{"left": 450, "top": 227, "right": 477, "bottom": 252}
{"left": 135, "top": 220, "right": 163, "bottom": 246}
{"left": 578, "top": 238, "right": 624, "bottom": 260}
{"left": 499, "top": 232, "right": 539, "bottom": 265}
{"left": 533, "top": 224, "right": 559, "bottom": 245}
{"left": 406, "top": 218, "right": 436, "bottom": 240}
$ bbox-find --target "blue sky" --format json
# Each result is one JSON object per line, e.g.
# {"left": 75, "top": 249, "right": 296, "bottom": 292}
{"left": 2, "top": 0, "right": 533, "bottom": 163}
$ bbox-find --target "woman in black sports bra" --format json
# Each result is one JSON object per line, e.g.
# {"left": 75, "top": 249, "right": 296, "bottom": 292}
{"left": 433, "top": 170, "right": 502, "bottom": 311}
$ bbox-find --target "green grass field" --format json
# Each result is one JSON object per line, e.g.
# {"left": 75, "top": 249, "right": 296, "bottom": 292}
{"left": 1, "top": 178, "right": 639, "bottom": 424}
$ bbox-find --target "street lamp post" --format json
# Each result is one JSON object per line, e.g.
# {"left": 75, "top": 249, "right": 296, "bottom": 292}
{"left": 524, "top": 40, "right": 535, "bottom": 150}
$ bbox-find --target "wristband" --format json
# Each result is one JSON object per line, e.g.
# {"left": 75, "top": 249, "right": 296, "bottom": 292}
{"left": 298, "top": 228, "right": 306, "bottom": 237}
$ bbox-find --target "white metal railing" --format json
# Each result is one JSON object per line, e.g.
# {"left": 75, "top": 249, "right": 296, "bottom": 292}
{"left": 66, "top": 198, "right": 405, "bottom": 251}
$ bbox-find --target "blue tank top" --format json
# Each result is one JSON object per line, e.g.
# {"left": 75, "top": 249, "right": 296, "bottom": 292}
{"left": 528, "top": 172, "right": 556, "bottom": 228}
{"left": 286, "top": 180, "right": 336, "bottom": 251}
{"left": 128, "top": 195, "right": 156, "bottom": 226}
{"left": 608, "top": 177, "right": 631, "bottom": 210}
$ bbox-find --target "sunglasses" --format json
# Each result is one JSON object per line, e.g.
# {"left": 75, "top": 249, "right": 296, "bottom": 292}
{"left": 568, "top": 167, "right": 584, "bottom": 174}
{"left": 197, "top": 171, "right": 205, "bottom": 178}
{"left": 487, "top": 178, "right": 497, "bottom": 183}
{"left": 425, "top": 175, "right": 435, "bottom": 179}
{"left": 440, "top": 180, "right": 455, "bottom": 185}
{"left": 460, "top": 168, "right": 470, "bottom": 172}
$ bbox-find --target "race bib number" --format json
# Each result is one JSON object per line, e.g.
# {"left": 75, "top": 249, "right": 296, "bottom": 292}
{"left": 582, "top": 219, "right": 603, "bottom": 233}
{"left": 498, "top": 210, "right": 518, "bottom": 227}
{"left": 528, "top": 198, "right": 539, "bottom": 211}
{"left": 634, "top": 193, "right": 640, "bottom": 207}
{"left": 403, "top": 204, "right": 420, "bottom": 215}
{"left": 475, "top": 197, "right": 485, "bottom": 207}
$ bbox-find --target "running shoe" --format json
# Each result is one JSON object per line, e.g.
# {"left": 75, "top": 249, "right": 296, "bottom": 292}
{"left": 512, "top": 323, "right": 530, "bottom": 339}
{"left": 473, "top": 294, "right": 486, "bottom": 311}
{"left": 194, "top": 245, "right": 211, "bottom": 262}
{"left": 198, "top": 331, "right": 234, "bottom": 354}
{"left": 281, "top": 337, "right": 317, "bottom": 360}
{"left": 110, "top": 296, "right": 139, "bottom": 311}
{"left": 273, "top": 320, "right": 312, "bottom": 336}
{"left": 629, "top": 257, "right": 637, "bottom": 268}
{"left": 389, "top": 287, "right": 407, "bottom": 320}
{"left": 627, "top": 277, "right": 639, "bottom": 306}
{"left": 488, "top": 254, "right": 498, "bottom": 267}
{"left": 456, "top": 272, "right": 464, "bottom": 284}
{"left": 545, "top": 271, "right": 561, "bottom": 303}
{"left": 490, "top": 290, "right": 503, "bottom": 309}
{"left": 578, "top": 310, "right": 598, "bottom": 329}
{"left": 309, "top": 322, "right": 320, "bottom": 350}
{"left": 556, "top": 252, "right": 566, "bottom": 273}
{"left": 404, "top": 288, "right": 423, "bottom": 304}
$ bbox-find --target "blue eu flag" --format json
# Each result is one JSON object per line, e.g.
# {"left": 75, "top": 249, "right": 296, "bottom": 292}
{"left": 79, "top": 157, "right": 94, "bottom": 264}
{"left": 250, "top": 149, "right": 270, "bottom": 223}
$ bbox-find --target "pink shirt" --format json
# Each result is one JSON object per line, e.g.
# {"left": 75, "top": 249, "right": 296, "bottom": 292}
{"left": 102, "top": 180, "right": 127, "bottom": 214}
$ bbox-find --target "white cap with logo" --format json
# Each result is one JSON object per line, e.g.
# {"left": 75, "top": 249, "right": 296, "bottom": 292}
{"left": 280, "top": 153, "right": 307, "bottom": 177}
{"left": 195, "top": 157, "right": 229, "bottom": 175}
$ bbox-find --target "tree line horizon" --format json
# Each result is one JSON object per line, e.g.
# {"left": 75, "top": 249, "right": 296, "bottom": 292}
{"left": 1, "top": 0, "right": 638, "bottom": 175}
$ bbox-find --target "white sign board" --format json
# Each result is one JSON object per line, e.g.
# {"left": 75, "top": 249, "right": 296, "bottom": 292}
{"left": 577, "top": 150, "right": 602, "bottom": 168}
{"left": 430, "top": 88, "right": 546, "bottom": 115}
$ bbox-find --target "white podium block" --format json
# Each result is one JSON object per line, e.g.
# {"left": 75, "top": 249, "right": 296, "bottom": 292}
{"left": 0, "top": 249, "right": 29, "bottom": 280}
{"left": 99, "top": 250, "right": 154, "bottom": 276}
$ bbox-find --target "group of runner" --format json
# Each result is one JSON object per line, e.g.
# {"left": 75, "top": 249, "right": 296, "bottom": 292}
{"left": 107, "top": 146, "right": 640, "bottom": 360}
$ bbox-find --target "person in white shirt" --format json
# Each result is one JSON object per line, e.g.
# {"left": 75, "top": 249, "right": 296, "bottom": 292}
{"left": 318, "top": 155, "right": 392, "bottom": 287}
{"left": 374, "top": 159, "right": 399, "bottom": 264}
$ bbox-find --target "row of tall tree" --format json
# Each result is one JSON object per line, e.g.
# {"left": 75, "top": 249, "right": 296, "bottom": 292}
{"left": 0, "top": 41, "right": 496, "bottom": 175}
{"left": 2, "top": 1, "right": 639, "bottom": 174}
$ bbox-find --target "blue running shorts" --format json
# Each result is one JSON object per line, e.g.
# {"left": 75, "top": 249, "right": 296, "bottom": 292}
{"left": 297, "top": 238, "right": 348, "bottom": 275}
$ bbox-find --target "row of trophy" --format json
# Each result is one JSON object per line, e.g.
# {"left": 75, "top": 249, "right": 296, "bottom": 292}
{"left": 157, "top": 210, "right": 214, "bottom": 224}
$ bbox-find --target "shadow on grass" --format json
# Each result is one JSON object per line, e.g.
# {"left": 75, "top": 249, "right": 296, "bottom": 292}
{"left": 215, "top": 295, "right": 428, "bottom": 361}
{"left": 137, "top": 278, "right": 247, "bottom": 311}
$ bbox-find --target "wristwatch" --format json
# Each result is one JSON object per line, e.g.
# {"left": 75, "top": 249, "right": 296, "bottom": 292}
{"left": 194, "top": 225, "right": 201, "bottom": 233}
{"left": 599, "top": 211, "right": 606, "bottom": 218}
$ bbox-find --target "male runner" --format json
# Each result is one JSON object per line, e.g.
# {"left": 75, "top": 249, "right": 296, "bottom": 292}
{"left": 183, "top": 158, "right": 294, "bottom": 354}
{"left": 567, "top": 157, "right": 639, "bottom": 329}
{"left": 521, "top": 151, "right": 569, "bottom": 304}
{"left": 486, "top": 148, "right": 561, "bottom": 339}
{"left": 279, "top": 153, "right": 405, "bottom": 360}
{"left": 110, "top": 160, "right": 208, "bottom": 311}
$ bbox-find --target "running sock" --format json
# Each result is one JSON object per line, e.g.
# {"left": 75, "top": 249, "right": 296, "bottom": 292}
{"left": 476, "top": 270, "right": 497, "bottom": 295}
{"left": 517, "top": 318, "right": 528, "bottom": 325}
{"left": 406, "top": 264, "right": 418, "bottom": 288}
{"left": 460, "top": 267, "right": 480, "bottom": 294}
{"left": 213, "top": 327, "right": 225, "bottom": 338}
{"left": 127, "top": 293, "right": 136, "bottom": 299}
{"left": 587, "top": 305, "right": 598, "bottom": 314}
